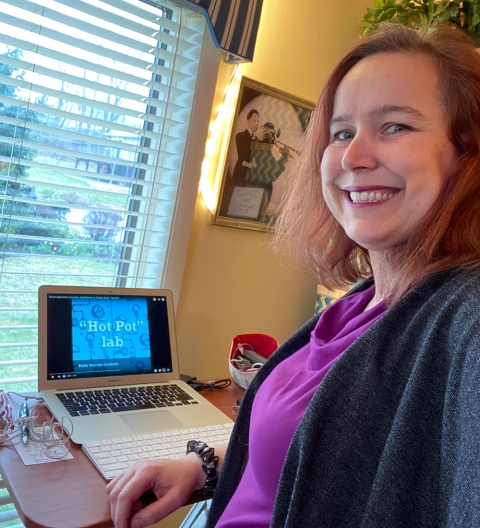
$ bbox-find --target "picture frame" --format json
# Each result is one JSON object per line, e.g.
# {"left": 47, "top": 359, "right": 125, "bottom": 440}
{"left": 213, "top": 77, "right": 315, "bottom": 231}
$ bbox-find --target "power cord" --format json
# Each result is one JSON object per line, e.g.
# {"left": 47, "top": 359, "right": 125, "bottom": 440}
{"left": 5, "top": 391, "right": 43, "bottom": 401}
{"left": 186, "top": 377, "right": 231, "bottom": 391}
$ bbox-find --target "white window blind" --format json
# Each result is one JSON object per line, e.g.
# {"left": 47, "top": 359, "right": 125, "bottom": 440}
{"left": 0, "top": 0, "right": 207, "bottom": 395}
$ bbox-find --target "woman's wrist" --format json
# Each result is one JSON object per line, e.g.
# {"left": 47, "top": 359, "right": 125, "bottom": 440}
{"left": 185, "top": 441, "right": 220, "bottom": 495}
{"left": 185, "top": 451, "right": 207, "bottom": 491}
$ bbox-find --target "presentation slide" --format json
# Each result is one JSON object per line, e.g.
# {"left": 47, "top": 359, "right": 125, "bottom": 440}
{"left": 71, "top": 296, "right": 152, "bottom": 374}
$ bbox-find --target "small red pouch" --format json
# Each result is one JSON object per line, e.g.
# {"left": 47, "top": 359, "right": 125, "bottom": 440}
{"left": 229, "top": 333, "right": 278, "bottom": 389}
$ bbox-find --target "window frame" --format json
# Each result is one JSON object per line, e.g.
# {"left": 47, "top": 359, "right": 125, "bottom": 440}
{"left": 160, "top": 22, "right": 220, "bottom": 309}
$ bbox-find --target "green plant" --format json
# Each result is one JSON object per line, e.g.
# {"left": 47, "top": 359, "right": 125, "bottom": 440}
{"left": 362, "top": 0, "right": 480, "bottom": 44}
{"left": 461, "top": 0, "right": 480, "bottom": 33}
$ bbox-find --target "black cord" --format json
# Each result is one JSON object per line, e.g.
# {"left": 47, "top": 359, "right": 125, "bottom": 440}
{"left": 186, "top": 378, "right": 232, "bottom": 391}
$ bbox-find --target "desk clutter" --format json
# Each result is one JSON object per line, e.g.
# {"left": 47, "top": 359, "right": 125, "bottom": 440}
{"left": 0, "top": 390, "right": 72, "bottom": 464}
{"left": 0, "top": 384, "right": 244, "bottom": 528}
{"left": 229, "top": 333, "right": 279, "bottom": 389}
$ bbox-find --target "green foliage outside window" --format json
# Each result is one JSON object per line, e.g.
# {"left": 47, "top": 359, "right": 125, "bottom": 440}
{"left": 0, "top": 48, "right": 40, "bottom": 177}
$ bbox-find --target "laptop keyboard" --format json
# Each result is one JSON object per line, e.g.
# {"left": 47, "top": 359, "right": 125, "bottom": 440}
{"left": 56, "top": 384, "right": 198, "bottom": 416}
{"left": 82, "top": 423, "right": 234, "bottom": 480}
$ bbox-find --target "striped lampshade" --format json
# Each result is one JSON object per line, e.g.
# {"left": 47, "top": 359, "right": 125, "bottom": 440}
{"left": 187, "top": 0, "right": 263, "bottom": 62}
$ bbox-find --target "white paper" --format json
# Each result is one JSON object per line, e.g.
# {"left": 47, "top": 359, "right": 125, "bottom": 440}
{"left": 12, "top": 426, "right": 73, "bottom": 466}
{"left": 227, "top": 187, "right": 265, "bottom": 219}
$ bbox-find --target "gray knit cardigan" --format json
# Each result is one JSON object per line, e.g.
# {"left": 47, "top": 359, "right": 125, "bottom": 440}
{"left": 206, "top": 269, "right": 480, "bottom": 527}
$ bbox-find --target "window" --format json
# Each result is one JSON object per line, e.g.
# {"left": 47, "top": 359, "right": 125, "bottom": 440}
{"left": 0, "top": 0, "right": 213, "bottom": 394}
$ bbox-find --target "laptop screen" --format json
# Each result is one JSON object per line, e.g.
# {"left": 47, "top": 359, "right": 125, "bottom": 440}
{"left": 45, "top": 292, "right": 173, "bottom": 381}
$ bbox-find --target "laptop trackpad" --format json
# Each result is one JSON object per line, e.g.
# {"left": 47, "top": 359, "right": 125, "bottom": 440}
{"left": 120, "top": 410, "right": 184, "bottom": 434}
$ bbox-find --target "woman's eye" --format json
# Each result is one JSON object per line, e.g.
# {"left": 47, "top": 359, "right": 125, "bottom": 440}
{"left": 333, "top": 130, "right": 354, "bottom": 141}
{"left": 385, "top": 123, "right": 408, "bottom": 133}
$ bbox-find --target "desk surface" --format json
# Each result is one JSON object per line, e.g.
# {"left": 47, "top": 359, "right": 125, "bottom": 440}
{"left": 0, "top": 382, "right": 244, "bottom": 528}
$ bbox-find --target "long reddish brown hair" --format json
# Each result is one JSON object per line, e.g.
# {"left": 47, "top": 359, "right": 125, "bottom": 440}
{"left": 273, "top": 23, "right": 480, "bottom": 303}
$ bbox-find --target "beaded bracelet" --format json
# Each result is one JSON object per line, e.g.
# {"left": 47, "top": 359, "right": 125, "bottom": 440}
{"left": 186, "top": 440, "right": 219, "bottom": 495}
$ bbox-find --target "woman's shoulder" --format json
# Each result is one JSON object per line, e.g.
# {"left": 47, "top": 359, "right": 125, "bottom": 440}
{"left": 381, "top": 268, "right": 480, "bottom": 351}
{"left": 394, "top": 268, "right": 480, "bottom": 311}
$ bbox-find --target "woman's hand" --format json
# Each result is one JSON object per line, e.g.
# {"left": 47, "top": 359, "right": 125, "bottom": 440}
{"left": 106, "top": 453, "right": 205, "bottom": 528}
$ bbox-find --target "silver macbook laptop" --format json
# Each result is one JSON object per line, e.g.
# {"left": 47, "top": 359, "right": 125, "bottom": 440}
{"left": 38, "top": 285, "right": 232, "bottom": 445}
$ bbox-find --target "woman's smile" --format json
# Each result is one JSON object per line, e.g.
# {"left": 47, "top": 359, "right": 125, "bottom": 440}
{"left": 344, "top": 188, "right": 400, "bottom": 204}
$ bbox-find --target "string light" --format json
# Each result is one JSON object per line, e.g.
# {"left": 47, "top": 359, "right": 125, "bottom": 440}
{"left": 199, "top": 66, "right": 242, "bottom": 214}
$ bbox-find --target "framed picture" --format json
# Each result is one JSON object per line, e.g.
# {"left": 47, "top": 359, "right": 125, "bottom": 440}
{"left": 213, "top": 78, "right": 314, "bottom": 231}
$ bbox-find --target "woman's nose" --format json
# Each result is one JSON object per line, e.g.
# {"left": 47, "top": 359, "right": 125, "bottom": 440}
{"left": 341, "top": 133, "right": 378, "bottom": 173}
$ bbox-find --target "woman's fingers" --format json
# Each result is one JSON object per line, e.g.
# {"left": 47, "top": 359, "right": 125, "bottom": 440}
{"left": 106, "top": 457, "right": 204, "bottom": 528}
{"left": 129, "top": 488, "right": 187, "bottom": 528}
{"left": 107, "top": 464, "right": 159, "bottom": 528}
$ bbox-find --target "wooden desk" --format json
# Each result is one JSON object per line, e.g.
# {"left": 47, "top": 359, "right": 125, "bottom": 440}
{"left": 0, "top": 382, "right": 244, "bottom": 528}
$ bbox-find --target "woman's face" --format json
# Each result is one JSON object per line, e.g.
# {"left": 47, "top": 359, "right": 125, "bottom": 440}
{"left": 320, "top": 52, "right": 457, "bottom": 255}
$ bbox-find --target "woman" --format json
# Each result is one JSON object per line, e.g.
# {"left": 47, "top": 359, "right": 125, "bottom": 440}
{"left": 107, "top": 23, "right": 480, "bottom": 528}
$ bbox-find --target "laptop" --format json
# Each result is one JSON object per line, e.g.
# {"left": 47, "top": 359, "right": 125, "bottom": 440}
{"left": 38, "top": 285, "right": 232, "bottom": 445}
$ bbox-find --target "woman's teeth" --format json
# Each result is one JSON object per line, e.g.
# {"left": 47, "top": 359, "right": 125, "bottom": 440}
{"left": 349, "top": 191, "right": 398, "bottom": 203}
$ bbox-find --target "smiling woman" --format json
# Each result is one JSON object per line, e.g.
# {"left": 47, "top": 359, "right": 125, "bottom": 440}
{"left": 274, "top": 23, "right": 480, "bottom": 305}
{"left": 320, "top": 52, "right": 457, "bottom": 294}
{"left": 105, "top": 23, "right": 480, "bottom": 528}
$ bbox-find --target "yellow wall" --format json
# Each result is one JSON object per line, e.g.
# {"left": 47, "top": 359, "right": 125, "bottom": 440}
{"left": 175, "top": 0, "right": 368, "bottom": 381}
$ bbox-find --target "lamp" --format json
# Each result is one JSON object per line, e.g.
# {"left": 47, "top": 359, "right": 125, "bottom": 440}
{"left": 199, "top": 66, "right": 241, "bottom": 214}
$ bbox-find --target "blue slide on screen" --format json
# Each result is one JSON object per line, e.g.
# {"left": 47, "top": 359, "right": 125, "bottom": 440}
{"left": 71, "top": 296, "right": 152, "bottom": 375}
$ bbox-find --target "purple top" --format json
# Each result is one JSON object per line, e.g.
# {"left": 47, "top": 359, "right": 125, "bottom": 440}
{"left": 216, "top": 285, "right": 386, "bottom": 528}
